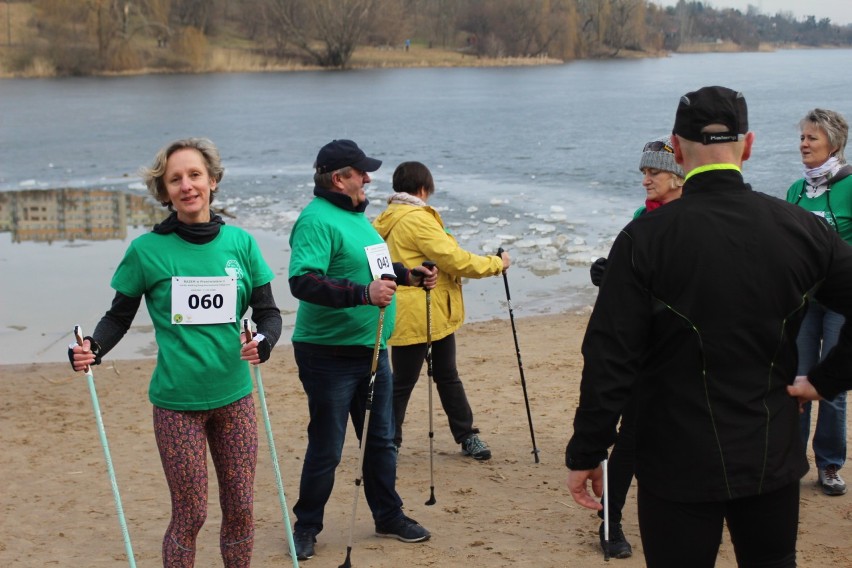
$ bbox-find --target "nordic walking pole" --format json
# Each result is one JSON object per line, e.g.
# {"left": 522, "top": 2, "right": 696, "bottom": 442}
{"left": 496, "top": 247, "right": 541, "bottom": 463}
{"left": 602, "top": 458, "right": 610, "bottom": 561}
{"left": 340, "top": 274, "right": 396, "bottom": 568}
{"left": 420, "top": 260, "right": 437, "bottom": 506}
{"left": 73, "top": 326, "right": 137, "bottom": 568}
{"left": 243, "top": 319, "right": 299, "bottom": 568}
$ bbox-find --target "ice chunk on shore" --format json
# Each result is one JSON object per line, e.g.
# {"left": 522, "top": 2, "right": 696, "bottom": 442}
{"left": 528, "top": 259, "right": 560, "bottom": 276}
{"left": 529, "top": 223, "right": 556, "bottom": 234}
{"left": 497, "top": 234, "right": 519, "bottom": 243}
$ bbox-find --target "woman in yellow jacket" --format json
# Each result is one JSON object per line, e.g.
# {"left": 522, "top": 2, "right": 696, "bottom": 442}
{"left": 373, "top": 161, "right": 510, "bottom": 460}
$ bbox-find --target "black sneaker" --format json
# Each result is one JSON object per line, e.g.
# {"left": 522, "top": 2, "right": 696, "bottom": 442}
{"left": 599, "top": 522, "right": 632, "bottom": 559}
{"left": 293, "top": 530, "right": 316, "bottom": 560}
{"left": 375, "top": 515, "right": 431, "bottom": 543}
{"left": 461, "top": 434, "right": 492, "bottom": 460}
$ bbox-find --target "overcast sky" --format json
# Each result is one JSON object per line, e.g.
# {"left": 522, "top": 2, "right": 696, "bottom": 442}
{"left": 656, "top": 0, "right": 852, "bottom": 26}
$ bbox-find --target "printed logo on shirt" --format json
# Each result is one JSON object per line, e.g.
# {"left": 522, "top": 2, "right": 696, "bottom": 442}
{"left": 225, "top": 260, "right": 244, "bottom": 280}
{"left": 812, "top": 211, "right": 837, "bottom": 229}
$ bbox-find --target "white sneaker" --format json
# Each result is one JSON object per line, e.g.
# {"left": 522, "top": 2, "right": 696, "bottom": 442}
{"left": 818, "top": 465, "right": 847, "bottom": 496}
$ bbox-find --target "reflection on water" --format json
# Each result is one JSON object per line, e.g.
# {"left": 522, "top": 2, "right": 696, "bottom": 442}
{"left": 0, "top": 187, "right": 596, "bottom": 365}
{"left": 0, "top": 188, "right": 163, "bottom": 244}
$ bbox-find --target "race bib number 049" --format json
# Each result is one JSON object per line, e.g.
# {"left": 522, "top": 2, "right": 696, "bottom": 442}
{"left": 171, "top": 276, "right": 237, "bottom": 325}
{"left": 364, "top": 243, "right": 392, "bottom": 281}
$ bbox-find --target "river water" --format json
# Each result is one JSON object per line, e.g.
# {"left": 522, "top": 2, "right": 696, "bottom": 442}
{"left": 1, "top": 48, "right": 850, "bottom": 364}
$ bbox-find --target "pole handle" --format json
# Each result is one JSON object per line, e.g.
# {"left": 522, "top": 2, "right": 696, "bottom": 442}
{"left": 496, "top": 247, "right": 509, "bottom": 276}
{"left": 73, "top": 325, "right": 91, "bottom": 374}
{"left": 411, "top": 261, "right": 436, "bottom": 290}
{"left": 243, "top": 318, "right": 253, "bottom": 342}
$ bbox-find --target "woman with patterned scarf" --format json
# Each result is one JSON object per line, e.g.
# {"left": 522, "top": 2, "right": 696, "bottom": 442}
{"left": 786, "top": 108, "right": 852, "bottom": 498}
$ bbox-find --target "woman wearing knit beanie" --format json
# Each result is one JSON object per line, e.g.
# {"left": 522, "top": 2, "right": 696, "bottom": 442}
{"left": 587, "top": 135, "right": 685, "bottom": 560}
{"left": 635, "top": 135, "right": 685, "bottom": 215}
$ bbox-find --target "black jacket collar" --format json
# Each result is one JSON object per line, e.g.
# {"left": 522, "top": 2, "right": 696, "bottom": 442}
{"left": 313, "top": 186, "right": 368, "bottom": 213}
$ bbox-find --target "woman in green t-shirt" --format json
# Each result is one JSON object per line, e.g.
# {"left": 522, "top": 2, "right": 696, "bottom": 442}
{"left": 70, "top": 138, "right": 282, "bottom": 566}
{"left": 785, "top": 109, "right": 852, "bottom": 498}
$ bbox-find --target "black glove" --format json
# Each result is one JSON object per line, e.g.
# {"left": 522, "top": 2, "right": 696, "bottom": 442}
{"left": 590, "top": 257, "right": 608, "bottom": 287}
{"left": 257, "top": 337, "right": 272, "bottom": 363}
{"left": 67, "top": 336, "right": 102, "bottom": 371}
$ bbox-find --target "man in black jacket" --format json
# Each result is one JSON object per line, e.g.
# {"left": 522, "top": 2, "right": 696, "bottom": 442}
{"left": 565, "top": 86, "right": 852, "bottom": 567}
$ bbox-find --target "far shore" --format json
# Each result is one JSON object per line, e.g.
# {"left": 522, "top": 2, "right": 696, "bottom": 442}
{"left": 0, "top": 41, "right": 833, "bottom": 80}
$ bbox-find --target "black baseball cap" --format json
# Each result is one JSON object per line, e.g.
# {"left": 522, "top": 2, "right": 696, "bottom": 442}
{"left": 314, "top": 139, "right": 382, "bottom": 174}
{"left": 673, "top": 86, "right": 748, "bottom": 145}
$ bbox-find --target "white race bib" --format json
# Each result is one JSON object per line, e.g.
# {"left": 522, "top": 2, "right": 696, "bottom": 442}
{"left": 364, "top": 243, "right": 393, "bottom": 281}
{"left": 171, "top": 276, "right": 237, "bottom": 325}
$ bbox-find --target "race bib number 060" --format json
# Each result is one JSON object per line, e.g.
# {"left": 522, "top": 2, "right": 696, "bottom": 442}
{"left": 364, "top": 243, "right": 393, "bottom": 281}
{"left": 171, "top": 276, "right": 237, "bottom": 325}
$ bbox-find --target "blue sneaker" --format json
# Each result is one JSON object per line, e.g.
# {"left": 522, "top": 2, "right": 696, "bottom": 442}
{"left": 375, "top": 515, "right": 431, "bottom": 543}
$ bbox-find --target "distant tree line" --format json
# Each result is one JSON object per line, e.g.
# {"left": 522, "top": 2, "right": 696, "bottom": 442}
{"left": 6, "top": 0, "right": 852, "bottom": 75}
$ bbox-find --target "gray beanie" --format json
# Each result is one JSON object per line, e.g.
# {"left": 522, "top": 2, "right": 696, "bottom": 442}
{"left": 639, "top": 135, "right": 684, "bottom": 178}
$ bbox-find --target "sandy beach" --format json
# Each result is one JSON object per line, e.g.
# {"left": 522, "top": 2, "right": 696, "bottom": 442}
{"left": 2, "top": 312, "right": 850, "bottom": 567}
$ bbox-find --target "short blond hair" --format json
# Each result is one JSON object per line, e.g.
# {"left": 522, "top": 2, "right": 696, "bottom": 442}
{"left": 800, "top": 109, "right": 848, "bottom": 164}
{"left": 142, "top": 138, "right": 224, "bottom": 206}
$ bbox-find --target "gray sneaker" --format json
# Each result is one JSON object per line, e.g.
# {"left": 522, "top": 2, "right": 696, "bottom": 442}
{"left": 818, "top": 465, "right": 847, "bottom": 496}
{"left": 461, "top": 434, "right": 492, "bottom": 460}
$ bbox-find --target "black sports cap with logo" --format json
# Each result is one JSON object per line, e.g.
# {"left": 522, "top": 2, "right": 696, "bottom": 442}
{"left": 314, "top": 139, "right": 382, "bottom": 174}
{"left": 672, "top": 86, "right": 748, "bottom": 145}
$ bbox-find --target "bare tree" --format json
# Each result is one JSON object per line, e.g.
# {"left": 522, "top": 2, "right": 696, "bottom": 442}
{"left": 142, "top": 0, "right": 172, "bottom": 46}
{"left": 173, "top": 0, "right": 213, "bottom": 33}
{"left": 263, "top": 0, "right": 377, "bottom": 68}
{"left": 575, "top": 0, "right": 605, "bottom": 56}
{"left": 604, "top": 0, "right": 644, "bottom": 55}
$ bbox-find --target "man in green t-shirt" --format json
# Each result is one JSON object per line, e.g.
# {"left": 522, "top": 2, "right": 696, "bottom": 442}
{"left": 288, "top": 139, "right": 436, "bottom": 561}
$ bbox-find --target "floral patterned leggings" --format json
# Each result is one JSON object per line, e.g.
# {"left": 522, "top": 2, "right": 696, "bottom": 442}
{"left": 153, "top": 395, "right": 258, "bottom": 567}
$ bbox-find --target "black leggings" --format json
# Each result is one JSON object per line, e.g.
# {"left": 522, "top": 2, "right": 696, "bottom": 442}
{"left": 391, "top": 333, "right": 478, "bottom": 446}
{"left": 638, "top": 481, "right": 799, "bottom": 568}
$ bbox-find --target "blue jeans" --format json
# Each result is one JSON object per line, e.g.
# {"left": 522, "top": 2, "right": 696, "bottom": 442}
{"left": 292, "top": 346, "right": 403, "bottom": 535}
{"left": 796, "top": 301, "right": 847, "bottom": 470}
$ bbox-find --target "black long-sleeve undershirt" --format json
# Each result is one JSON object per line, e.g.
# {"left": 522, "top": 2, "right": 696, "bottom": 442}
{"left": 289, "top": 262, "right": 412, "bottom": 308}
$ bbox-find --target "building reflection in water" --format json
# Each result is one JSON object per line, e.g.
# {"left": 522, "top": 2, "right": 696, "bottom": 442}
{"left": 0, "top": 188, "right": 164, "bottom": 244}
